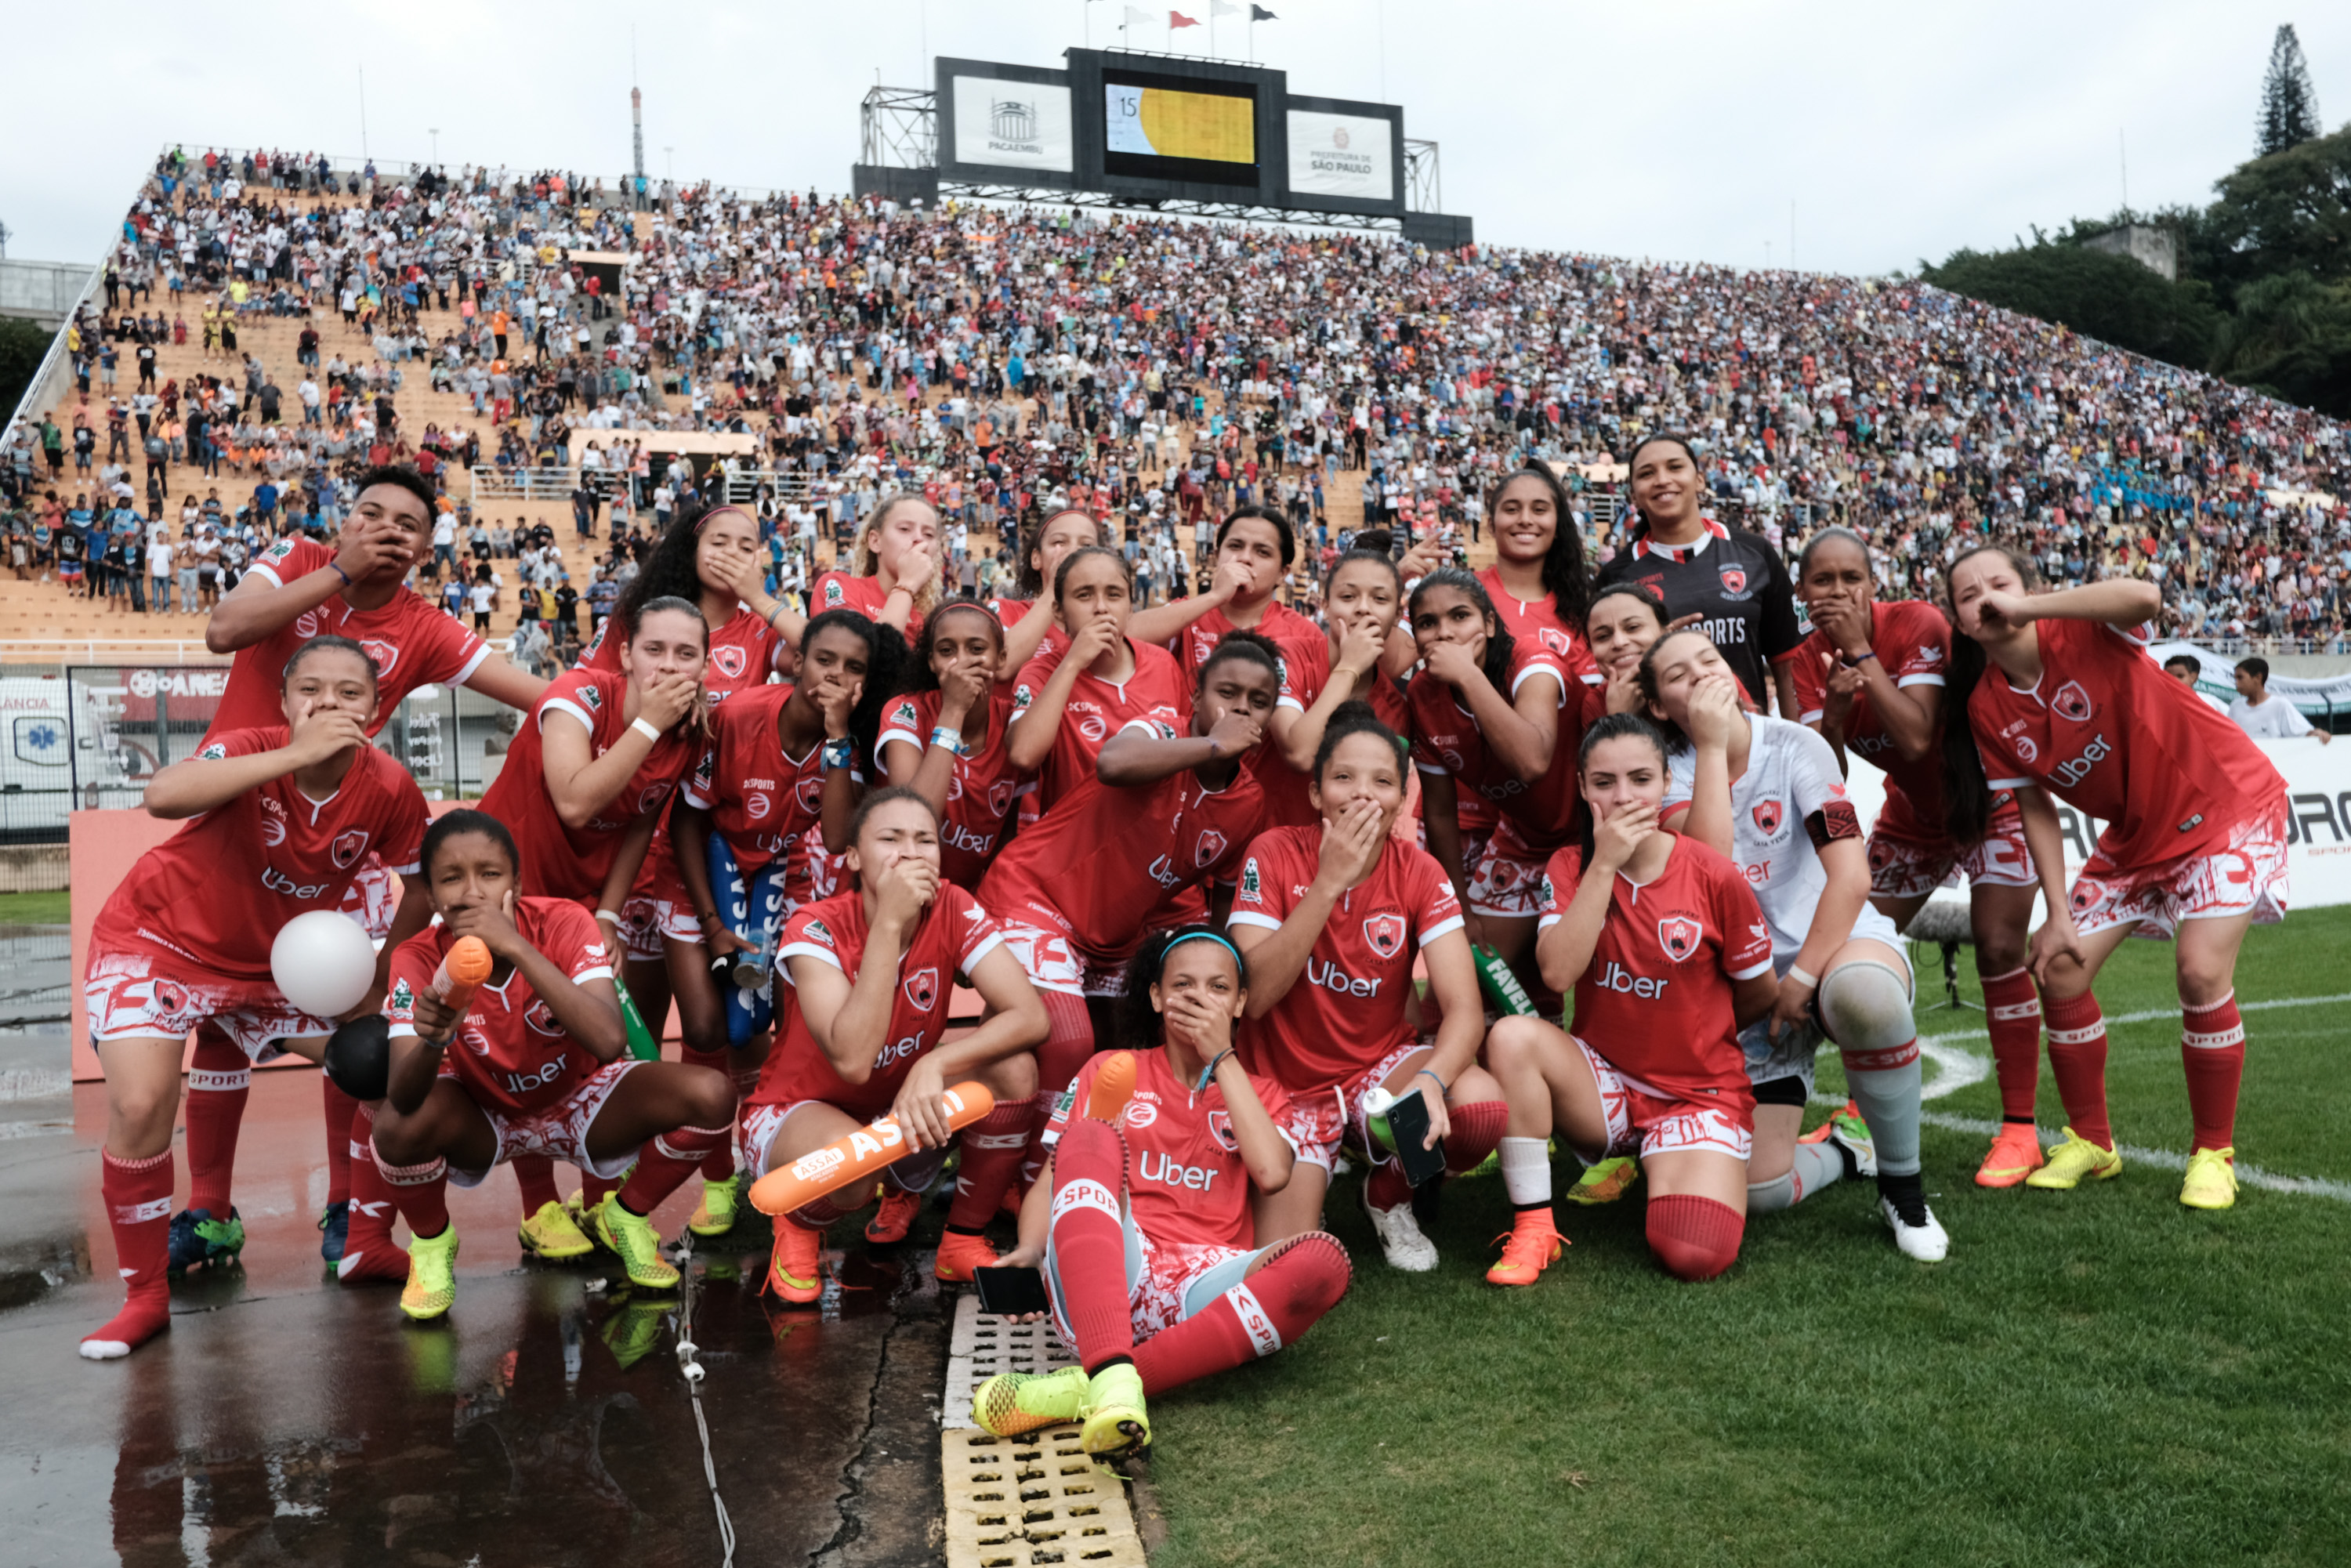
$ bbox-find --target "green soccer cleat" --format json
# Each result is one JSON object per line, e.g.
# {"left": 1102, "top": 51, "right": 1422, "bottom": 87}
{"left": 595, "top": 1199, "right": 682, "bottom": 1291}
{"left": 973, "top": 1365, "right": 1091, "bottom": 1437}
{"left": 2026, "top": 1128, "right": 2124, "bottom": 1191}
{"left": 519, "top": 1199, "right": 596, "bottom": 1261}
{"left": 2179, "top": 1146, "right": 2238, "bottom": 1211}
{"left": 687, "top": 1175, "right": 741, "bottom": 1238}
{"left": 1563, "top": 1156, "right": 1639, "bottom": 1206}
{"left": 1078, "top": 1361, "right": 1150, "bottom": 1462}
{"left": 401, "top": 1226, "right": 459, "bottom": 1321}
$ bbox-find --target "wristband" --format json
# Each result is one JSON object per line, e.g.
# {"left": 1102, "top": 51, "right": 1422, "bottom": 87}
{"left": 329, "top": 560, "right": 353, "bottom": 586}
{"left": 1788, "top": 965, "right": 1819, "bottom": 989}
{"left": 929, "top": 726, "right": 966, "bottom": 756}
{"left": 1839, "top": 649, "right": 1878, "bottom": 668}
{"left": 822, "top": 738, "right": 854, "bottom": 770}
{"left": 1194, "top": 1048, "right": 1234, "bottom": 1096}
{"left": 1416, "top": 1066, "right": 1448, "bottom": 1096}
{"left": 630, "top": 716, "right": 662, "bottom": 743}
{"left": 596, "top": 908, "right": 622, "bottom": 925}
{"left": 762, "top": 600, "right": 785, "bottom": 629}
{"left": 696, "top": 909, "right": 722, "bottom": 927}
{"left": 886, "top": 582, "right": 914, "bottom": 599}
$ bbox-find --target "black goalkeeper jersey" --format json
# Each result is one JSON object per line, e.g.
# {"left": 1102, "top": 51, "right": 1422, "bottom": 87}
{"left": 1595, "top": 520, "right": 1802, "bottom": 706}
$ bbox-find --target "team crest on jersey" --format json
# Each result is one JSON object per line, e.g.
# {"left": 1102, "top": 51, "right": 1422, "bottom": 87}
{"left": 360, "top": 638, "right": 398, "bottom": 677}
{"left": 330, "top": 827, "right": 369, "bottom": 869}
{"left": 524, "top": 998, "right": 564, "bottom": 1036}
{"left": 1751, "top": 800, "right": 1784, "bottom": 836}
{"left": 1657, "top": 914, "right": 1703, "bottom": 961}
{"left": 904, "top": 967, "right": 938, "bottom": 1012}
{"left": 1208, "top": 1110, "right": 1238, "bottom": 1151}
{"left": 1718, "top": 566, "right": 1751, "bottom": 599}
{"left": 1195, "top": 829, "right": 1227, "bottom": 867}
{"left": 711, "top": 644, "right": 748, "bottom": 680}
{"left": 1363, "top": 912, "right": 1407, "bottom": 958}
{"left": 638, "top": 784, "right": 669, "bottom": 813}
{"left": 2052, "top": 680, "right": 2093, "bottom": 723}
{"left": 151, "top": 978, "right": 189, "bottom": 1015}
{"left": 2068, "top": 878, "right": 2106, "bottom": 914}
{"left": 795, "top": 775, "right": 825, "bottom": 811}
{"left": 987, "top": 779, "right": 1015, "bottom": 818}
{"left": 579, "top": 684, "right": 603, "bottom": 712}
{"left": 199, "top": 741, "right": 229, "bottom": 760}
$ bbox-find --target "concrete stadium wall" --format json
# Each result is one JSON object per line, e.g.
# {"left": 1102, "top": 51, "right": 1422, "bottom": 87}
{"left": 0, "top": 259, "right": 97, "bottom": 328}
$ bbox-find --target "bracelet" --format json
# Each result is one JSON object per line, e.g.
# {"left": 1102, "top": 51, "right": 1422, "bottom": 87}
{"left": 1416, "top": 1066, "right": 1448, "bottom": 1096}
{"left": 696, "top": 909, "right": 722, "bottom": 927}
{"left": 886, "top": 581, "right": 913, "bottom": 599}
{"left": 762, "top": 600, "right": 785, "bottom": 628}
{"left": 596, "top": 908, "right": 622, "bottom": 925}
{"left": 929, "top": 725, "right": 966, "bottom": 756}
{"left": 629, "top": 716, "right": 662, "bottom": 743}
{"left": 1788, "top": 965, "right": 1820, "bottom": 988}
{"left": 821, "top": 738, "right": 854, "bottom": 770}
{"left": 1194, "top": 1048, "right": 1234, "bottom": 1095}
{"left": 328, "top": 560, "right": 353, "bottom": 586}
{"left": 1839, "top": 649, "right": 1878, "bottom": 668}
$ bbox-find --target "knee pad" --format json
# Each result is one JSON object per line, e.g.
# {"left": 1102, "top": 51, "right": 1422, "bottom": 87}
{"left": 1817, "top": 959, "right": 1914, "bottom": 1055}
{"left": 1645, "top": 1194, "right": 1743, "bottom": 1282}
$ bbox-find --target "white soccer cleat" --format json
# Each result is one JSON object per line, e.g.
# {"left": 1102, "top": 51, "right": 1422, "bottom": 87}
{"left": 1881, "top": 1197, "right": 1950, "bottom": 1263}
{"left": 1364, "top": 1190, "right": 1440, "bottom": 1273}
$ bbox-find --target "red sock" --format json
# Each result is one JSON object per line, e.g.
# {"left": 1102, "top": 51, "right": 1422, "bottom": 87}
{"left": 1980, "top": 967, "right": 2043, "bottom": 1123}
{"left": 371, "top": 1138, "right": 450, "bottom": 1237}
{"left": 2042, "top": 990, "right": 2113, "bottom": 1150}
{"left": 183, "top": 1030, "right": 250, "bottom": 1215}
{"left": 1645, "top": 1193, "right": 1743, "bottom": 1281}
{"left": 1131, "top": 1232, "right": 1349, "bottom": 1394}
{"left": 1021, "top": 988, "right": 1096, "bottom": 1184}
{"left": 340, "top": 1105, "right": 406, "bottom": 1276}
{"left": 619, "top": 1123, "right": 731, "bottom": 1214}
{"left": 512, "top": 1153, "right": 561, "bottom": 1216}
{"left": 946, "top": 1100, "right": 1034, "bottom": 1230}
{"left": 1045, "top": 1117, "right": 1133, "bottom": 1374}
{"left": 2181, "top": 992, "right": 2246, "bottom": 1153}
{"left": 82, "top": 1148, "right": 176, "bottom": 1356}
{"left": 580, "top": 1168, "right": 625, "bottom": 1211}
{"left": 321, "top": 1075, "right": 360, "bottom": 1207}
{"left": 679, "top": 1045, "right": 738, "bottom": 1181}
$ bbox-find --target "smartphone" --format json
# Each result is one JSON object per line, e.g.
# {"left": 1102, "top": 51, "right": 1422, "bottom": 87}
{"left": 1382, "top": 1088, "right": 1449, "bottom": 1188}
{"left": 974, "top": 1265, "right": 1051, "bottom": 1318}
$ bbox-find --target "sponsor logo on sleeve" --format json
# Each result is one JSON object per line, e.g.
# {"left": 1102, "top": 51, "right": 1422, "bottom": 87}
{"left": 1240, "top": 859, "right": 1261, "bottom": 900}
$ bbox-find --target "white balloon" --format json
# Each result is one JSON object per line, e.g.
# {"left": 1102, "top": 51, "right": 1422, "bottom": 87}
{"left": 270, "top": 910, "right": 378, "bottom": 1019}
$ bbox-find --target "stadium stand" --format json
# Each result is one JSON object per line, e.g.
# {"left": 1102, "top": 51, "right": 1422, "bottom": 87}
{"left": 4, "top": 145, "right": 2349, "bottom": 661}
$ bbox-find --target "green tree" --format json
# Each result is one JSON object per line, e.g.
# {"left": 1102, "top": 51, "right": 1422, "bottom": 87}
{"left": 2258, "top": 24, "right": 2322, "bottom": 157}
{"left": 2202, "top": 122, "right": 2351, "bottom": 306}
{"left": 1920, "top": 242, "right": 2219, "bottom": 369}
{"left": 0, "top": 316, "right": 56, "bottom": 423}
{"left": 2208, "top": 270, "right": 2351, "bottom": 415}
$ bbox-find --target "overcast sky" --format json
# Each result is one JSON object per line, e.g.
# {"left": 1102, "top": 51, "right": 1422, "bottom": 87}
{"left": 4, "top": 2, "right": 2342, "bottom": 278}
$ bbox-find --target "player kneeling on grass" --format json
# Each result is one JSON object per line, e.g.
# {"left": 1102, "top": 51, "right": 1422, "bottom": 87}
{"left": 1482, "top": 716, "right": 1779, "bottom": 1283}
{"left": 368, "top": 810, "right": 737, "bottom": 1320}
{"left": 975, "top": 928, "right": 1349, "bottom": 1461}
{"left": 745, "top": 788, "right": 1047, "bottom": 1302}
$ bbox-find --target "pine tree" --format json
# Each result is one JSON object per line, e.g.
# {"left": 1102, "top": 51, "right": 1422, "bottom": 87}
{"left": 2258, "top": 24, "right": 2322, "bottom": 158}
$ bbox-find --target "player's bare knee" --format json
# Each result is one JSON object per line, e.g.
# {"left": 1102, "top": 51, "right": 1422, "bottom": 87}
{"left": 1483, "top": 1014, "right": 1547, "bottom": 1070}
{"left": 681, "top": 1068, "right": 735, "bottom": 1128}
{"left": 982, "top": 1049, "right": 1038, "bottom": 1101}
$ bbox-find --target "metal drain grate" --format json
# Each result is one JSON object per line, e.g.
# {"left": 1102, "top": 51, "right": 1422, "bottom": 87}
{"left": 943, "top": 1293, "right": 1078, "bottom": 1431}
{"left": 940, "top": 1429, "right": 1148, "bottom": 1568}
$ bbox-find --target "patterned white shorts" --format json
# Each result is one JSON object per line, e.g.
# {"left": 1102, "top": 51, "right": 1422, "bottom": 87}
{"left": 84, "top": 947, "right": 331, "bottom": 1061}
{"left": 616, "top": 893, "right": 702, "bottom": 962}
{"left": 2068, "top": 802, "right": 2290, "bottom": 941}
{"left": 1573, "top": 1035, "right": 1752, "bottom": 1161}
{"left": 1867, "top": 797, "right": 2036, "bottom": 900}
{"left": 1041, "top": 1183, "right": 1260, "bottom": 1343}
{"left": 445, "top": 1059, "right": 643, "bottom": 1187}
{"left": 1283, "top": 1037, "right": 1427, "bottom": 1173}
{"left": 1465, "top": 819, "right": 1552, "bottom": 919}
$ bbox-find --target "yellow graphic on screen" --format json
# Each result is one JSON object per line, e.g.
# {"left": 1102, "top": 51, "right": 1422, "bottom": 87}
{"left": 1105, "top": 85, "right": 1255, "bottom": 163}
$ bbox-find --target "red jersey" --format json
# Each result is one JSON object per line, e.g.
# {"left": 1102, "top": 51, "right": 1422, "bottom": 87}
{"left": 1476, "top": 568, "right": 1604, "bottom": 683}
{"left": 204, "top": 538, "right": 488, "bottom": 740}
{"left": 678, "top": 683, "right": 835, "bottom": 879}
{"left": 578, "top": 600, "right": 783, "bottom": 694}
{"left": 1968, "top": 617, "right": 2285, "bottom": 866}
{"left": 1407, "top": 643, "right": 1594, "bottom": 852}
{"left": 812, "top": 570, "right": 922, "bottom": 644}
{"left": 385, "top": 899, "right": 614, "bottom": 1117}
{"left": 91, "top": 727, "right": 430, "bottom": 982}
{"left": 1168, "top": 599, "right": 1324, "bottom": 684}
{"left": 752, "top": 883, "right": 1006, "bottom": 1119}
{"left": 477, "top": 670, "right": 699, "bottom": 903}
{"left": 1045, "top": 1048, "right": 1304, "bottom": 1253}
{"left": 1007, "top": 636, "right": 1187, "bottom": 817}
{"left": 1227, "top": 830, "right": 1464, "bottom": 1089}
{"left": 876, "top": 687, "right": 1030, "bottom": 889}
{"left": 1537, "top": 838, "right": 1773, "bottom": 1110}
{"left": 1790, "top": 599, "right": 1953, "bottom": 820}
{"left": 1266, "top": 635, "right": 1414, "bottom": 830}
{"left": 980, "top": 733, "right": 1266, "bottom": 953}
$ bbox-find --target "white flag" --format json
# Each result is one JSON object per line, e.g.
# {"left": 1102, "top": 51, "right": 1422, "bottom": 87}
{"left": 1212, "top": 0, "right": 1242, "bottom": 13}
{"left": 1124, "top": 5, "right": 1154, "bottom": 22}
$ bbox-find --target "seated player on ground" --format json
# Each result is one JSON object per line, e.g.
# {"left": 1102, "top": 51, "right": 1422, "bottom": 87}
{"left": 1482, "top": 716, "right": 1779, "bottom": 1284}
{"left": 1643, "top": 628, "right": 1946, "bottom": 1261}
{"left": 1224, "top": 704, "right": 1502, "bottom": 1273}
{"left": 974, "top": 928, "right": 1350, "bottom": 1461}
{"left": 79, "top": 636, "right": 433, "bottom": 1359}
{"left": 744, "top": 788, "right": 1048, "bottom": 1302}
{"left": 368, "top": 810, "right": 738, "bottom": 1320}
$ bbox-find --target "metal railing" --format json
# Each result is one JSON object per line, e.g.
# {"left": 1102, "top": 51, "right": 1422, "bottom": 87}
{"left": 468, "top": 464, "right": 821, "bottom": 506}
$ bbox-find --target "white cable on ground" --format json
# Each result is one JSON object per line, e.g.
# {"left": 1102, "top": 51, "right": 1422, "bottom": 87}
{"left": 671, "top": 1235, "right": 737, "bottom": 1566}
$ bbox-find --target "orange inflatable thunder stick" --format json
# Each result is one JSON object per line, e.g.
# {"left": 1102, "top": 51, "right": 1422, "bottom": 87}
{"left": 430, "top": 936, "right": 494, "bottom": 1014}
{"left": 748, "top": 1083, "right": 998, "bottom": 1216}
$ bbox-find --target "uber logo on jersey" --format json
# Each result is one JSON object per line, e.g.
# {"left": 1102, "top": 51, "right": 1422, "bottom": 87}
{"left": 1657, "top": 915, "right": 1703, "bottom": 961}
{"left": 1363, "top": 912, "right": 1406, "bottom": 958}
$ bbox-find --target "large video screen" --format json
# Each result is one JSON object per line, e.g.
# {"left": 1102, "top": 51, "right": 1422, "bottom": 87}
{"left": 1101, "top": 69, "right": 1258, "bottom": 186}
{"left": 953, "top": 75, "right": 1074, "bottom": 173}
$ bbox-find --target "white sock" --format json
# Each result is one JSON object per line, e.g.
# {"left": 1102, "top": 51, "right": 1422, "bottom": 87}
{"left": 1499, "top": 1137, "right": 1552, "bottom": 1208}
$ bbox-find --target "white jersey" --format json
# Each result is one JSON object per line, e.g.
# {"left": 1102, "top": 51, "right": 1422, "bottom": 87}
{"left": 1666, "top": 712, "right": 1899, "bottom": 968}
{"left": 2227, "top": 694, "right": 2313, "bottom": 740}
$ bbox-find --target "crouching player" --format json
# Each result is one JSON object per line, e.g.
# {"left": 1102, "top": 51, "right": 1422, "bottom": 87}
{"left": 746, "top": 788, "right": 1047, "bottom": 1302}
{"left": 1483, "top": 715, "right": 1778, "bottom": 1282}
{"left": 368, "top": 810, "right": 738, "bottom": 1319}
{"left": 973, "top": 929, "right": 1350, "bottom": 1461}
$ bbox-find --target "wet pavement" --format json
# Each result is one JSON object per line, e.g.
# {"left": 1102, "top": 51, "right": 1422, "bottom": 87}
{"left": 0, "top": 1026, "right": 955, "bottom": 1568}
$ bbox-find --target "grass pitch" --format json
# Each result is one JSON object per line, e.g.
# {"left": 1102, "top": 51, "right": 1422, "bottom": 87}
{"left": 1143, "top": 907, "right": 2351, "bottom": 1568}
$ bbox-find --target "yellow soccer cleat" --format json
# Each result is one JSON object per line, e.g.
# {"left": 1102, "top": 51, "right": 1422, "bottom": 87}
{"left": 687, "top": 1175, "right": 741, "bottom": 1238}
{"left": 595, "top": 1199, "right": 682, "bottom": 1291}
{"left": 519, "top": 1199, "right": 595, "bottom": 1262}
{"left": 1077, "top": 1360, "right": 1150, "bottom": 1462}
{"left": 2025, "top": 1128, "right": 2124, "bottom": 1190}
{"left": 400, "top": 1226, "right": 459, "bottom": 1321}
{"left": 1563, "top": 1155, "right": 1639, "bottom": 1206}
{"left": 973, "top": 1365, "right": 1090, "bottom": 1437}
{"left": 2179, "top": 1146, "right": 2238, "bottom": 1211}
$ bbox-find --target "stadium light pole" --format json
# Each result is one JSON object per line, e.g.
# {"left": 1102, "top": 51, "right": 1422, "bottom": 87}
{"left": 429, "top": 129, "right": 440, "bottom": 166}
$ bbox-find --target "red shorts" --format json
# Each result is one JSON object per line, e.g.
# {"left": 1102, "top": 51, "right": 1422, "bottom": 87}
{"left": 1283, "top": 1037, "right": 1426, "bottom": 1173}
{"left": 1465, "top": 818, "right": 1559, "bottom": 919}
{"left": 1574, "top": 1035, "right": 1752, "bottom": 1161}
{"left": 1867, "top": 791, "right": 2034, "bottom": 900}
{"left": 2068, "top": 801, "right": 2290, "bottom": 940}
{"left": 445, "top": 1059, "right": 643, "bottom": 1186}
{"left": 84, "top": 945, "right": 331, "bottom": 1061}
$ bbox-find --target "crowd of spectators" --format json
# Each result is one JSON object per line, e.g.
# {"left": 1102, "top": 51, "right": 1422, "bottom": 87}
{"left": 6, "top": 143, "right": 2350, "bottom": 646}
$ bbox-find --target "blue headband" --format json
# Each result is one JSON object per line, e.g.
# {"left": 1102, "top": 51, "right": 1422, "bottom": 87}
{"left": 1161, "top": 929, "right": 1244, "bottom": 974}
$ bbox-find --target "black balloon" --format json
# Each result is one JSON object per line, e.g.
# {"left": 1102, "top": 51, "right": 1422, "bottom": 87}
{"left": 323, "top": 1014, "right": 391, "bottom": 1102}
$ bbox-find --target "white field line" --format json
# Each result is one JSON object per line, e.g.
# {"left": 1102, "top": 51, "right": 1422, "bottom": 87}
{"left": 1807, "top": 991, "right": 2351, "bottom": 1204}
